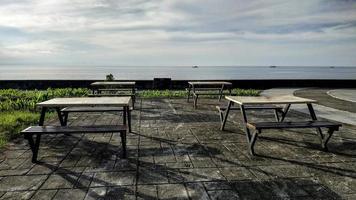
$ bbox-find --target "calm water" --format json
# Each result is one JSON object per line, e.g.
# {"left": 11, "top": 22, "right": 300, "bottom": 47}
{"left": 0, "top": 65, "right": 356, "bottom": 80}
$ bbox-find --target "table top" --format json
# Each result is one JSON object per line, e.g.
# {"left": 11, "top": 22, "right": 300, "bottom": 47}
{"left": 91, "top": 81, "right": 136, "bottom": 86}
{"left": 188, "top": 81, "right": 232, "bottom": 86}
{"left": 225, "top": 95, "right": 317, "bottom": 105}
{"left": 37, "top": 97, "right": 131, "bottom": 107}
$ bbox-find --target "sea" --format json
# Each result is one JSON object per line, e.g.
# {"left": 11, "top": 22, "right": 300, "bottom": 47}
{"left": 0, "top": 65, "right": 356, "bottom": 80}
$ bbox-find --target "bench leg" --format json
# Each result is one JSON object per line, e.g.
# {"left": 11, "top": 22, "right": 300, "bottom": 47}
{"left": 56, "top": 108, "right": 65, "bottom": 126}
{"left": 193, "top": 94, "right": 198, "bottom": 109}
{"left": 63, "top": 112, "right": 69, "bottom": 126}
{"left": 274, "top": 109, "right": 280, "bottom": 122}
{"left": 127, "top": 106, "right": 132, "bottom": 133}
{"left": 321, "top": 128, "right": 335, "bottom": 151}
{"left": 220, "top": 101, "right": 232, "bottom": 131}
{"left": 39, "top": 107, "right": 47, "bottom": 126}
{"left": 187, "top": 87, "right": 191, "bottom": 102}
{"left": 218, "top": 110, "right": 224, "bottom": 123}
{"left": 120, "top": 131, "right": 127, "bottom": 158}
{"left": 306, "top": 103, "right": 324, "bottom": 140}
{"left": 280, "top": 104, "right": 291, "bottom": 122}
{"left": 25, "top": 133, "right": 41, "bottom": 163}
{"left": 218, "top": 85, "right": 224, "bottom": 101}
{"left": 248, "top": 130, "right": 260, "bottom": 156}
{"left": 132, "top": 96, "right": 135, "bottom": 110}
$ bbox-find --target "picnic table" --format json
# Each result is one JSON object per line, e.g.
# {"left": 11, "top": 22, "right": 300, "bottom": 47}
{"left": 37, "top": 97, "right": 132, "bottom": 132}
{"left": 220, "top": 95, "right": 341, "bottom": 156}
{"left": 187, "top": 81, "right": 232, "bottom": 108}
{"left": 22, "top": 96, "right": 132, "bottom": 163}
{"left": 90, "top": 81, "right": 136, "bottom": 108}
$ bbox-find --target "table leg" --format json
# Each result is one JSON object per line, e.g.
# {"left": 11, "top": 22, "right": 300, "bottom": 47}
{"left": 126, "top": 106, "right": 132, "bottom": 132}
{"left": 39, "top": 107, "right": 47, "bottom": 126}
{"left": 218, "top": 85, "right": 225, "bottom": 101}
{"left": 56, "top": 108, "right": 65, "bottom": 126}
{"left": 187, "top": 85, "right": 192, "bottom": 102}
{"left": 220, "top": 101, "right": 232, "bottom": 131}
{"left": 239, "top": 104, "right": 251, "bottom": 141}
{"left": 280, "top": 104, "right": 291, "bottom": 122}
{"left": 123, "top": 106, "right": 127, "bottom": 126}
{"left": 307, "top": 103, "right": 324, "bottom": 142}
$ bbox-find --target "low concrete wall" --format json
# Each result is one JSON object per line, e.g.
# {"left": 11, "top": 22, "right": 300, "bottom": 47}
{"left": 0, "top": 79, "right": 355, "bottom": 90}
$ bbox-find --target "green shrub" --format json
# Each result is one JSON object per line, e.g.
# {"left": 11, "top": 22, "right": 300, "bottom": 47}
{"left": 0, "top": 111, "right": 40, "bottom": 148}
{"left": 0, "top": 88, "right": 90, "bottom": 112}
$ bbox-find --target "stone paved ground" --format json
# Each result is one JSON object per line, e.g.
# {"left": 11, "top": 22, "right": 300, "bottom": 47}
{"left": 0, "top": 98, "right": 356, "bottom": 200}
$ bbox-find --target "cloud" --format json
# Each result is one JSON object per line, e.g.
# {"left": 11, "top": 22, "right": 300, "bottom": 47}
{"left": 0, "top": 0, "right": 356, "bottom": 66}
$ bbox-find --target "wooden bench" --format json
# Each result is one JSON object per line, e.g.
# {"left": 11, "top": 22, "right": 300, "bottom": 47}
{"left": 60, "top": 107, "right": 133, "bottom": 126}
{"left": 216, "top": 105, "right": 284, "bottom": 122}
{"left": 245, "top": 121, "right": 341, "bottom": 155}
{"left": 22, "top": 125, "right": 127, "bottom": 163}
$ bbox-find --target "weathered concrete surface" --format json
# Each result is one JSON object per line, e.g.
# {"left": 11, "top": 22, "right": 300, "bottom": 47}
{"left": 0, "top": 98, "right": 356, "bottom": 199}
{"left": 263, "top": 88, "right": 356, "bottom": 125}
{"left": 328, "top": 89, "right": 356, "bottom": 103}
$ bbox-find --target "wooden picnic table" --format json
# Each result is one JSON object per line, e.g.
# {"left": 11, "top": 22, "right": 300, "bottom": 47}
{"left": 220, "top": 95, "right": 341, "bottom": 155}
{"left": 187, "top": 81, "right": 232, "bottom": 108}
{"left": 37, "top": 97, "right": 132, "bottom": 132}
{"left": 90, "top": 81, "right": 136, "bottom": 109}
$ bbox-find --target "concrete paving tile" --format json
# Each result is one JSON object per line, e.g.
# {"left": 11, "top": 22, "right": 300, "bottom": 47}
{"left": 52, "top": 189, "right": 87, "bottom": 200}
{"left": 0, "top": 175, "right": 47, "bottom": 191}
{"left": 138, "top": 169, "right": 168, "bottom": 184}
{"left": 208, "top": 190, "right": 240, "bottom": 200}
{"left": 203, "top": 181, "right": 232, "bottom": 191}
{"left": 219, "top": 167, "right": 256, "bottom": 181}
{"left": 90, "top": 171, "right": 136, "bottom": 187}
{"left": 137, "top": 185, "right": 157, "bottom": 200}
{"left": 84, "top": 187, "right": 106, "bottom": 200}
{"left": 157, "top": 184, "right": 189, "bottom": 200}
{"left": 105, "top": 186, "right": 135, "bottom": 200}
{"left": 0, "top": 191, "right": 34, "bottom": 200}
{"left": 30, "top": 190, "right": 58, "bottom": 200}
{"left": 186, "top": 182, "right": 210, "bottom": 200}
{"left": 41, "top": 173, "right": 80, "bottom": 189}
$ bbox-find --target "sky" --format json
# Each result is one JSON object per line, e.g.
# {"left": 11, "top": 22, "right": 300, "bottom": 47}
{"left": 0, "top": 0, "right": 356, "bottom": 67}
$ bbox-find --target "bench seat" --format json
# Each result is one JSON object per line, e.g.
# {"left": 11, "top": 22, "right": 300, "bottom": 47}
{"left": 247, "top": 121, "right": 341, "bottom": 131}
{"left": 22, "top": 125, "right": 127, "bottom": 163}
{"left": 216, "top": 105, "right": 283, "bottom": 111}
{"left": 244, "top": 120, "right": 341, "bottom": 155}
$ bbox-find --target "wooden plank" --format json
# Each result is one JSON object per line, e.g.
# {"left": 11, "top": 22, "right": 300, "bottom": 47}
{"left": 91, "top": 81, "right": 136, "bottom": 86}
{"left": 217, "top": 105, "right": 282, "bottom": 111}
{"left": 226, "top": 95, "right": 316, "bottom": 105}
{"left": 21, "top": 125, "right": 127, "bottom": 134}
{"left": 37, "top": 97, "right": 131, "bottom": 107}
{"left": 61, "top": 106, "right": 126, "bottom": 112}
{"left": 247, "top": 121, "right": 341, "bottom": 130}
{"left": 188, "top": 81, "right": 232, "bottom": 86}
{"left": 88, "top": 94, "right": 135, "bottom": 96}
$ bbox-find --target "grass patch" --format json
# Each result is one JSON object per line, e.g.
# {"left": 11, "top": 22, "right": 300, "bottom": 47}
{"left": 0, "top": 111, "right": 39, "bottom": 148}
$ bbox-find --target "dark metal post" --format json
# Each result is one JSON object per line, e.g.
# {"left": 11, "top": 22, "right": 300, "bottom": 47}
{"left": 187, "top": 84, "right": 192, "bottom": 102}
{"left": 39, "top": 107, "right": 47, "bottom": 126}
{"left": 56, "top": 107, "right": 65, "bottom": 126}
{"left": 220, "top": 101, "right": 232, "bottom": 130}
{"left": 280, "top": 104, "right": 291, "bottom": 122}
{"left": 307, "top": 103, "right": 324, "bottom": 142}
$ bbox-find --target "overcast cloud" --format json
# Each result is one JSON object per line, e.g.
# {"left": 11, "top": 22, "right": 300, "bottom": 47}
{"left": 0, "top": 0, "right": 356, "bottom": 66}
